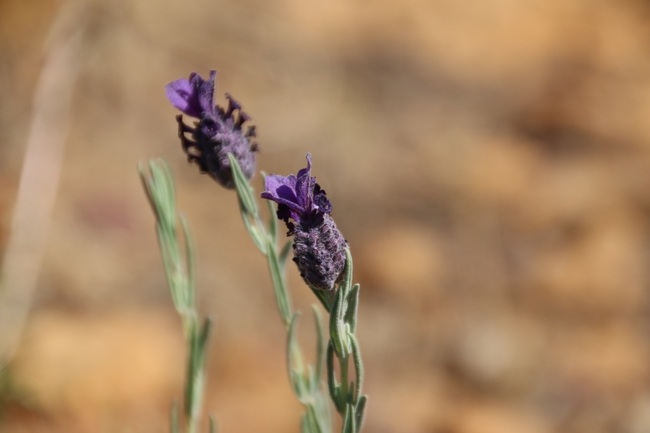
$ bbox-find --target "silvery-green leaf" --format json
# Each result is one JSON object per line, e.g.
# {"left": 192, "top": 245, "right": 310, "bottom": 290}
{"left": 180, "top": 214, "right": 196, "bottom": 309}
{"left": 287, "top": 312, "right": 306, "bottom": 399}
{"left": 279, "top": 239, "right": 293, "bottom": 270}
{"left": 267, "top": 239, "right": 293, "bottom": 326}
{"left": 312, "top": 305, "right": 325, "bottom": 389}
{"left": 355, "top": 396, "right": 367, "bottom": 432}
{"left": 228, "top": 153, "right": 258, "bottom": 217}
{"left": 329, "top": 282, "right": 349, "bottom": 358}
{"left": 342, "top": 403, "right": 355, "bottom": 433}
{"left": 239, "top": 202, "right": 266, "bottom": 254}
{"left": 344, "top": 284, "right": 359, "bottom": 335}
{"left": 349, "top": 334, "right": 363, "bottom": 404}
{"left": 327, "top": 343, "right": 342, "bottom": 413}
{"left": 309, "top": 285, "right": 332, "bottom": 313}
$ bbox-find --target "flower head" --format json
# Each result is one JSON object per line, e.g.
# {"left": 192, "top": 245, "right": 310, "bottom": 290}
{"left": 262, "top": 154, "right": 347, "bottom": 290}
{"left": 165, "top": 70, "right": 258, "bottom": 188}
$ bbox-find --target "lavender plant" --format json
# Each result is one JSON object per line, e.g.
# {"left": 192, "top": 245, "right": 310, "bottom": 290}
{"left": 259, "top": 156, "right": 367, "bottom": 432}
{"left": 139, "top": 160, "right": 216, "bottom": 433}
{"left": 165, "top": 70, "right": 367, "bottom": 433}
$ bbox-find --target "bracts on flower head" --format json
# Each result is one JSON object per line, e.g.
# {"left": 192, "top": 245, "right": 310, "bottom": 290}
{"left": 261, "top": 154, "right": 347, "bottom": 291}
{"left": 165, "top": 70, "right": 258, "bottom": 189}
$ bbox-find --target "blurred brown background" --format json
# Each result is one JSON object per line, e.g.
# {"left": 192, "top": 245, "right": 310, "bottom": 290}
{"left": 2, "top": 0, "right": 650, "bottom": 432}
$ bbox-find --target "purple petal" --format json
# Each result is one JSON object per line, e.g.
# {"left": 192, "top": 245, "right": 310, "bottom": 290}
{"left": 261, "top": 190, "right": 305, "bottom": 214}
{"left": 265, "top": 174, "right": 297, "bottom": 194}
{"left": 165, "top": 78, "right": 202, "bottom": 118}
{"left": 262, "top": 174, "right": 305, "bottom": 213}
{"left": 198, "top": 70, "right": 217, "bottom": 115}
{"left": 296, "top": 153, "right": 312, "bottom": 180}
{"left": 295, "top": 153, "right": 315, "bottom": 210}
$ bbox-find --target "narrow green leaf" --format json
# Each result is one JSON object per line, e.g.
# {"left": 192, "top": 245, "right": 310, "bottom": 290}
{"left": 184, "top": 318, "right": 200, "bottom": 419}
{"left": 312, "top": 305, "right": 325, "bottom": 389}
{"left": 355, "top": 396, "right": 367, "bottom": 432}
{"left": 209, "top": 416, "right": 217, "bottom": 433}
{"left": 198, "top": 317, "right": 213, "bottom": 357}
{"left": 150, "top": 160, "right": 176, "bottom": 231}
{"left": 306, "top": 404, "right": 323, "bottom": 433}
{"left": 341, "top": 249, "right": 354, "bottom": 294}
{"left": 184, "top": 316, "right": 209, "bottom": 425}
{"left": 326, "top": 342, "right": 342, "bottom": 414}
{"left": 138, "top": 162, "right": 157, "bottom": 215}
{"left": 342, "top": 403, "right": 356, "bottom": 433}
{"left": 180, "top": 214, "right": 196, "bottom": 309}
{"left": 265, "top": 191, "right": 278, "bottom": 242}
{"left": 349, "top": 334, "right": 364, "bottom": 404}
{"left": 287, "top": 312, "right": 304, "bottom": 398}
{"left": 279, "top": 239, "right": 293, "bottom": 269}
{"left": 249, "top": 223, "right": 267, "bottom": 250}
{"left": 267, "top": 239, "right": 293, "bottom": 325}
{"left": 239, "top": 201, "right": 266, "bottom": 254}
{"left": 329, "top": 283, "right": 348, "bottom": 358}
{"left": 160, "top": 160, "right": 177, "bottom": 220}
{"left": 343, "top": 284, "right": 359, "bottom": 335}
{"left": 228, "top": 153, "right": 258, "bottom": 217}
{"left": 309, "top": 285, "right": 331, "bottom": 313}
{"left": 157, "top": 224, "right": 183, "bottom": 313}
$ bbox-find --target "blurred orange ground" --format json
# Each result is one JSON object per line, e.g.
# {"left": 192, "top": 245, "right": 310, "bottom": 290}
{"left": 3, "top": 0, "right": 650, "bottom": 432}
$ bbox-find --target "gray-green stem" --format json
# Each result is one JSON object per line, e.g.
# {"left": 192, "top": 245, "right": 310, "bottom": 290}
{"left": 228, "top": 154, "right": 332, "bottom": 433}
{"left": 139, "top": 160, "right": 213, "bottom": 433}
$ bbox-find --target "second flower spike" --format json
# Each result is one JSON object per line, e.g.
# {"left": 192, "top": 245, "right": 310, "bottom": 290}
{"left": 262, "top": 154, "right": 348, "bottom": 291}
{"left": 165, "top": 70, "right": 258, "bottom": 188}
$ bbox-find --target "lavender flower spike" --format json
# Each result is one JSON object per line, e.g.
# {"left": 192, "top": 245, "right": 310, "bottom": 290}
{"left": 262, "top": 154, "right": 347, "bottom": 290}
{"left": 165, "top": 70, "right": 258, "bottom": 188}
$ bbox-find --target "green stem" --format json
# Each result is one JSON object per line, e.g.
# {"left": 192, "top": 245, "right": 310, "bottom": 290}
{"left": 140, "top": 160, "right": 213, "bottom": 433}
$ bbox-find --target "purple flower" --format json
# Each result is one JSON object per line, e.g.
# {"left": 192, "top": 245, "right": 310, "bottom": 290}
{"left": 262, "top": 154, "right": 347, "bottom": 291}
{"left": 165, "top": 70, "right": 258, "bottom": 188}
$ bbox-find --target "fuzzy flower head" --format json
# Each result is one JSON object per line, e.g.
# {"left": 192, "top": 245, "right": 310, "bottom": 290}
{"left": 262, "top": 154, "right": 347, "bottom": 291}
{"left": 165, "top": 70, "right": 258, "bottom": 188}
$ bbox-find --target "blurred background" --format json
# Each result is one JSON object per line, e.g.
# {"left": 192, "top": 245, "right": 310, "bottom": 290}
{"left": 2, "top": 0, "right": 650, "bottom": 432}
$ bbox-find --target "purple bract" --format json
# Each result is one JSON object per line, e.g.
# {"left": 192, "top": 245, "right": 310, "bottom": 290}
{"left": 165, "top": 71, "right": 215, "bottom": 118}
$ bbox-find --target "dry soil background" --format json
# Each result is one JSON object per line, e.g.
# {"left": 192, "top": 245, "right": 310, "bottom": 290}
{"left": 3, "top": 0, "right": 650, "bottom": 432}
